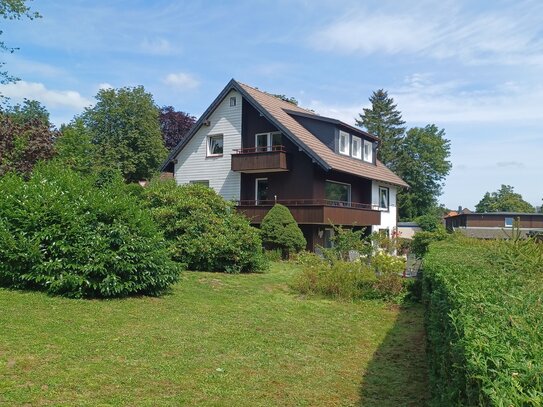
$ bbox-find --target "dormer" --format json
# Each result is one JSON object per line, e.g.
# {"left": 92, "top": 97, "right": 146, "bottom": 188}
{"left": 337, "top": 129, "right": 376, "bottom": 165}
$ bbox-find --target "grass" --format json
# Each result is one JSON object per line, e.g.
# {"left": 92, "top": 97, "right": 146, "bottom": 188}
{"left": 0, "top": 262, "right": 428, "bottom": 406}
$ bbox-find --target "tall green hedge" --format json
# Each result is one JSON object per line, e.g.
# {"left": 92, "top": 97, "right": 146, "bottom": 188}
{"left": 423, "top": 237, "right": 543, "bottom": 406}
{"left": 260, "top": 204, "right": 306, "bottom": 258}
{"left": 0, "top": 164, "right": 180, "bottom": 298}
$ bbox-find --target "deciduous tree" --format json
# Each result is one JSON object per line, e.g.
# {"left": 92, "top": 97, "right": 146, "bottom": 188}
{"left": 159, "top": 106, "right": 195, "bottom": 151}
{"left": 81, "top": 86, "right": 167, "bottom": 182}
{"left": 475, "top": 185, "right": 535, "bottom": 213}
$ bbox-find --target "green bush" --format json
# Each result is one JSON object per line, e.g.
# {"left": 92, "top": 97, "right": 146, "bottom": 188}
{"left": 411, "top": 226, "right": 447, "bottom": 258}
{"left": 142, "top": 180, "right": 266, "bottom": 273}
{"left": 260, "top": 204, "right": 306, "bottom": 259}
{"left": 423, "top": 238, "right": 543, "bottom": 406}
{"left": 0, "top": 164, "right": 179, "bottom": 298}
{"left": 327, "top": 225, "right": 370, "bottom": 261}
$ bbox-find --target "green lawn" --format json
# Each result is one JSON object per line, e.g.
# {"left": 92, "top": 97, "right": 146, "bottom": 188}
{"left": 0, "top": 263, "right": 428, "bottom": 406}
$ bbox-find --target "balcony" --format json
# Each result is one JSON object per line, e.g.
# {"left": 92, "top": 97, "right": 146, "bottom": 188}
{"left": 231, "top": 145, "right": 289, "bottom": 173}
{"left": 236, "top": 199, "right": 381, "bottom": 226}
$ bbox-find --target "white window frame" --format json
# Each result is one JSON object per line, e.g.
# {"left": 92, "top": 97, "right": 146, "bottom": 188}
{"left": 351, "top": 135, "right": 362, "bottom": 159}
{"left": 339, "top": 131, "right": 349, "bottom": 156}
{"left": 206, "top": 134, "right": 223, "bottom": 157}
{"left": 379, "top": 186, "right": 389, "bottom": 211}
{"left": 255, "top": 177, "right": 269, "bottom": 204}
{"left": 504, "top": 217, "right": 514, "bottom": 228}
{"left": 363, "top": 140, "right": 373, "bottom": 163}
{"left": 229, "top": 96, "right": 236, "bottom": 107}
{"left": 255, "top": 132, "right": 281, "bottom": 152}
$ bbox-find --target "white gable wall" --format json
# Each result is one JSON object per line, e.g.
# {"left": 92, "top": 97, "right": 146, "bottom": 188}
{"left": 173, "top": 90, "right": 241, "bottom": 200}
{"left": 371, "top": 181, "right": 398, "bottom": 236}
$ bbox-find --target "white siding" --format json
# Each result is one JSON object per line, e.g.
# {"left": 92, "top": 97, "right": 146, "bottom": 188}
{"left": 173, "top": 90, "right": 241, "bottom": 200}
{"left": 371, "top": 181, "right": 398, "bottom": 236}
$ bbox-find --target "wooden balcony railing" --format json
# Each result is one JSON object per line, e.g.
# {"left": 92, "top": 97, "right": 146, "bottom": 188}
{"left": 231, "top": 145, "right": 289, "bottom": 173}
{"left": 236, "top": 199, "right": 378, "bottom": 210}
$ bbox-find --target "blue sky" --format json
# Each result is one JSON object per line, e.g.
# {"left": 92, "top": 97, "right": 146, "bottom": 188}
{"left": 1, "top": 0, "right": 542, "bottom": 210}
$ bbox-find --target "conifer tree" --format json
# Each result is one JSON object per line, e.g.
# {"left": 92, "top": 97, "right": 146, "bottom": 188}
{"left": 355, "top": 89, "right": 405, "bottom": 168}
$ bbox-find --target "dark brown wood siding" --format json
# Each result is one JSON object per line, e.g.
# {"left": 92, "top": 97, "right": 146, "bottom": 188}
{"left": 446, "top": 214, "right": 543, "bottom": 229}
{"left": 231, "top": 151, "right": 288, "bottom": 172}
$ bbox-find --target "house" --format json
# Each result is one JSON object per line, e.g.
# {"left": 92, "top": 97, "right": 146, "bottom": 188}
{"left": 397, "top": 222, "right": 422, "bottom": 239}
{"left": 162, "top": 79, "right": 408, "bottom": 250}
{"left": 445, "top": 212, "right": 543, "bottom": 239}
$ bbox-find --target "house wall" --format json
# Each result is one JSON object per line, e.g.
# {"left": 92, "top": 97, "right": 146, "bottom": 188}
{"left": 291, "top": 115, "right": 336, "bottom": 151}
{"left": 466, "top": 214, "right": 543, "bottom": 229}
{"left": 371, "top": 182, "right": 398, "bottom": 235}
{"left": 173, "top": 90, "right": 242, "bottom": 200}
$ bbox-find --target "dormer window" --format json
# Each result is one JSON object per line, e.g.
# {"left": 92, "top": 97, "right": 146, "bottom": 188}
{"left": 339, "top": 131, "right": 349, "bottom": 155}
{"left": 363, "top": 140, "right": 373, "bottom": 163}
{"left": 352, "top": 136, "right": 362, "bottom": 159}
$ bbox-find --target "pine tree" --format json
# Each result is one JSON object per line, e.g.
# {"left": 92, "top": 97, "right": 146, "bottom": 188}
{"left": 355, "top": 89, "right": 405, "bottom": 168}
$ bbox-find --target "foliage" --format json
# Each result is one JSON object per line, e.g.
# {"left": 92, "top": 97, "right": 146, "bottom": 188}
{"left": 271, "top": 94, "right": 299, "bottom": 106}
{"left": 327, "top": 225, "right": 370, "bottom": 260}
{"left": 142, "top": 180, "right": 266, "bottom": 273}
{"left": 396, "top": 125, "right": 452, "bottom": 219}
{"left": 0, "top": 163, "right": 179, "bottom": 298}
{"left": 423, "top": 238, "right": 543, "bottom": 406}
{"left": 415, "top": 213, "right": 442, "bottom": 232}
{"left": 80, "top": 86, "right": 167, "bottom": 182}
{"left": 356, "top": 89, "right": 406, "bottom": 167}
{"left": 260, "top": 204, "right": 306, "bottom": 259}
{"left": 55, "top": 118, "right": 96, "bottom": 175}
{"left": 475, "top": 184, "right": 535, "bottom": 213}
{"left": 4, "top": 99, "right": 50, "bottom": 126}
{"left": 159, "top": 106, "right": 196, "bottom": 151}
{"left": 0, "top": 110, "right": 57, "bottom": 176}
{"left": 411, "top": 227, "right": 447, "bottom": 258}
{"left": 0, "top": 0, "right": 40, "bottom": 85}
{"left": 293, "top": 251, "right": 408, "bottom": 302}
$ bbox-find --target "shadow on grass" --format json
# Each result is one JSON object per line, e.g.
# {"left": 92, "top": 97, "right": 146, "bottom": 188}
{"left": 359, "top": 304, "right": 429, "bottom": 407}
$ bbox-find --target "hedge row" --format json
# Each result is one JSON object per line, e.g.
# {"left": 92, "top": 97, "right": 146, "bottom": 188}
{"left": 422, "top": 238, "right": 543, "bottom": 406}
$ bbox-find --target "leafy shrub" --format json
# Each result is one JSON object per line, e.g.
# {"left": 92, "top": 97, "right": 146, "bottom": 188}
{"left": 260, "top": 204, "right": 306, "bottom": 258}
{"left": 423, "top": 238, "right": 543, "bottom": 406}
{"left": 142, "top": 180, "right": 266, "bottom": 273}
{"left": 371, "top": 251, "right": 406, "bottom": 275}
{"left": 414, "top": 213, "right": 442, "bottom": 232}
{"left": 327, "top": 225, "right": 370, "bottom": 260}
{"left": 0, "top": 163, "right": 179, "bottom": 298}
{"left": 411, "top": 226, "right": 447, "bottom": 258}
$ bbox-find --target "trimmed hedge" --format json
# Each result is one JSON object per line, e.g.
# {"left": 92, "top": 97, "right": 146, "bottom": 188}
{"left": 423, "top": 237, "right": 543, "bottom": 406}
{"left": 0, "top": 164, "right": 180, "bottom": 298}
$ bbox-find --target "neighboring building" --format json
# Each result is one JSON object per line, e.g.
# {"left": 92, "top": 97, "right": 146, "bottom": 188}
{"left": 162, "top": 79, "right": 408, "bottom": 250}
{"left": 397, "top": 222, "right": 422, "bottom": 239}
{"left": 445, "top": 212, "right": 543, "bottom": 239}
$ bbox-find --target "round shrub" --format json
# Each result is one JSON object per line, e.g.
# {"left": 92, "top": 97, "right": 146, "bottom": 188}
{"left": 260, "top": 204, "right": 306, "bottom": 258}
{"left": 142, "top": 180, "right": 266, "bottom": 273}
{"left": 0, "top": 163, "right": 180, "bottom": 298}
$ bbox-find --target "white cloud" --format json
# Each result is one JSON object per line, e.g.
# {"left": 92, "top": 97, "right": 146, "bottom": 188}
{"left": 98, "top": 82, "right": 113, "bottom": 90}
{"left": 140, "top": 38, "right": 180, "bottom": 56}
{"left": 0, "top": 81, "right": 92, "bottom": 110}
{"left": 310, "top": 2, "right": 543, "bottom": 65}
{"left": 163, "top": 72, "right": 200, "bottom": 89}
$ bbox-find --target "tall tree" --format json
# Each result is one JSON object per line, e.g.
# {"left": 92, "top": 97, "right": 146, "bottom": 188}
{"left": 395, "top": 125, "right": 452, "bottom": 219}
{"left": 55, "top": 118, "right": 95, "bottom": 175}
{"left": 475, "top": 185, "right": 535, "bottom": 213}
{"left": 356, "top": 89, "right": 405, "bottom": 167}
{"left": 5, "top": 99, "right": 50, "bottom": 126}
{"left": 0, "top": 110, "right": 57, "bottom": 176}
{"left": 1, "top": 0, "right": 40, "bottom": 85}
{"left": 159, "top": 106, "right": 196, "bottom": 151}
{"left": 81, "top": 86, "right": 167, "bottom": 182}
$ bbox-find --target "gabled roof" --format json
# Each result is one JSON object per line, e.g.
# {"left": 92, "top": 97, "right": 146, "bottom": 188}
{"left": 162, "top": 79, "right": 408, "bottom": 188}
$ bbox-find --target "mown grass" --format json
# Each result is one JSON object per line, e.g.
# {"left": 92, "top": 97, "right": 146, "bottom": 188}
{"left": 0, "top": 262, "right": 428, "bottom": 406}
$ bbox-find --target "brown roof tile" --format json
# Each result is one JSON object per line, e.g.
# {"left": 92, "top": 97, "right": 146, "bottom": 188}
{"left": 237, "top": 81, "right": 408, "bottom": 188}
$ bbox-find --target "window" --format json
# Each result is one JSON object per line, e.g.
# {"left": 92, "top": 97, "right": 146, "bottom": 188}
{"left": 229, "top": 97, "right": 236, "bottom": 107}
{"left": 325, "top": 180, "right": 351, "bottom": 204}
{"left": 190, "top": 180, "right": 209, "bottom": 187}
{"left": 207, "top": 135, "right": 223, "bottom": 156}
{"left": 351, "top": 136, "right": 362, "bottom": 159}
{"left": 339, "top": 131, "right": 349, "bottom": 155}
{"left": 504, "top": 217, "right": 514, "bottom": 228}
{"left": 255, "top": 132, "right": 282, "bottom": 152}
{"left": 379, "top": 187, "right": 389, "bottom": 210}
{"left": 363, "top": 140, "right": 373, "bottom": 162}
{"left": 255, "top": 178, "right": 269, "bottom": 204}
